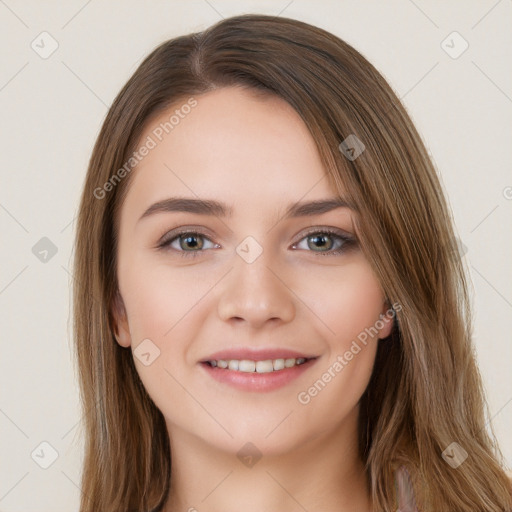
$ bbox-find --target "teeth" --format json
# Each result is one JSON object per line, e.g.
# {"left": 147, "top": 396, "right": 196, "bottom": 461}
{"left": 207, "top": 357, "right": 309, "bottom": 373}
{"left": 239, "top": 360, "right": 256, "bottom": 372}
{"left": 273, "top": 359, "right": 285, "bottom": 370}
{"left": 255, "top": 360, "right": 273, "bottom": 373}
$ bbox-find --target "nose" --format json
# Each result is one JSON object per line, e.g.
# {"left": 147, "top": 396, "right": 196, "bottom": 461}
{"left": 217, "top": 247, "right": 296, "bottom": 329}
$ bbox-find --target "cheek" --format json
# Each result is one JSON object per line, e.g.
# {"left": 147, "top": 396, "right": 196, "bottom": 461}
{"left": 294, "top": 265, "right": 383, "bottom": 423}
{"left": 298, "top": 260, "right": 385, "bottom": 350}
{"left": 119, "top": 250, "right": 211, "bottom": 340}
{"left": 117, "top": 254, "right": 206, "bottom": 414}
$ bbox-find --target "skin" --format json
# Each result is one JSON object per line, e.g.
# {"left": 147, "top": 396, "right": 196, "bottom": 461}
{"left": 112, "top": 85, "right": 393, "bottom": 512}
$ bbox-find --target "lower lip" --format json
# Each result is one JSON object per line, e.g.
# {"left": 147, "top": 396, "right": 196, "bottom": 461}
{"left": 199, "top": 359, "right": 317, "bottom": 392}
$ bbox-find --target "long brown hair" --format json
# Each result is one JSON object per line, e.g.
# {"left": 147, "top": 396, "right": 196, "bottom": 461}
{"left": 72, "top": 13, "right": 512, "bottom": 511}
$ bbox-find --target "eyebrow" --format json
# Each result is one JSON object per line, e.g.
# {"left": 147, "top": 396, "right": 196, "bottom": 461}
{"left": 138, "top": 196, "right": 352, "bottom": 223}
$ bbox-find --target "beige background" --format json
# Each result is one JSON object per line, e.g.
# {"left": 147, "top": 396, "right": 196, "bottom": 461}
{"left": 1, "top": 1, "right": 511, "bottom": 510}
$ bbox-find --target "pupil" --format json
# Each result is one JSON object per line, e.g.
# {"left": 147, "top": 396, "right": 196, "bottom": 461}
{"left": 183, "top": 235, "right": 201, "bottom": 250}
{"left": 311, "top": 234, "right": 331, "bottom": 251}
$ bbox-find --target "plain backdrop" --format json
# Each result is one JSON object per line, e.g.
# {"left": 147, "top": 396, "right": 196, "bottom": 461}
{"left": 1, "top": 1, "right": 511, "bottom": 510}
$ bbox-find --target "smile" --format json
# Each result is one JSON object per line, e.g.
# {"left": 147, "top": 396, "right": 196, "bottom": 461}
{"left": 200, "top": 356, "right": 318, "bottom": 392}
{"left": 205, "top": 357, "right": 309, "bottom": 373}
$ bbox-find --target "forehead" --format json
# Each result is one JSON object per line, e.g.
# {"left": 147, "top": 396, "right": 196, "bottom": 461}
{"left": 120, "top": 86, "right": 341, "bottom": 222}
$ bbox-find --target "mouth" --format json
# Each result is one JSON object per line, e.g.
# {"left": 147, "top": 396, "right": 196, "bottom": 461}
{"left": 199, "top": 352, "right": 319, "bottom": 392}
{"left": 201, "top": 356, "right": 315, "bottom": 373}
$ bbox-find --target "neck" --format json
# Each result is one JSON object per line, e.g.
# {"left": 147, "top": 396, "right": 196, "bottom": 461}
{"left": 162, "top": 409, "right": 372, "bottom": 512}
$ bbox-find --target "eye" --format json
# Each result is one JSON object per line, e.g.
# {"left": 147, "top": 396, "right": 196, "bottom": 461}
{"left": 158, "top": 230, "right": 218, "bottom": 258}
{"left": 292, "top": 228, "right": 355, "bottom": 256}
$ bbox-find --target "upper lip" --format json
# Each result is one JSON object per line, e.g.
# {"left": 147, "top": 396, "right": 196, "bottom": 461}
{"left": 201, "top": 348, "right": 318, "bottom": 362}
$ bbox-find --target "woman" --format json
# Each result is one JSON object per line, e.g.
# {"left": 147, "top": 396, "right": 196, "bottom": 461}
{"left": 72, "top": 13, "right": 512, "bottom": 512}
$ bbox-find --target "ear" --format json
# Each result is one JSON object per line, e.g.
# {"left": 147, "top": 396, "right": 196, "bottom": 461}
{"left": 110, "top": 290, "right": 132, "bottom": 348}
{"left": 377, "top": 300, "right": 395, "bottom": 340}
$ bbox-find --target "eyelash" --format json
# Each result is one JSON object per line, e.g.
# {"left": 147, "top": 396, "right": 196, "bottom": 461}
{"left": 157, "top": 227, "right": 355, "bottom": 259}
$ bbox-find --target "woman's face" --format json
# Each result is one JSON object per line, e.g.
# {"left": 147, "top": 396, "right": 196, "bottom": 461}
{"left": 112, "top": 86, "right": 393, "bottom": 457}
